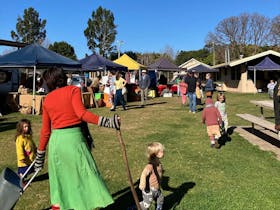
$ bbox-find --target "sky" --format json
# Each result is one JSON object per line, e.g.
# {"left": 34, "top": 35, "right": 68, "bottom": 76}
{"left": 0, "top": 0, "right": 280, "bottom": 60}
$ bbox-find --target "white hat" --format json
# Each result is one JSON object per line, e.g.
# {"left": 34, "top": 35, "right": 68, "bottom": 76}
{"left": 142, "top": 70, "right": 147, "bottom": 73}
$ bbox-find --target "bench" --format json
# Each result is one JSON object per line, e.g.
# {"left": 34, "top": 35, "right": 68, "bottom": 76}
{"left": 236, "top": 113, "right": 279, "bottom": 135}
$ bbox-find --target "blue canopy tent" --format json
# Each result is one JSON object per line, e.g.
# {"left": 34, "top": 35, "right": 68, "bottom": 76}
{"left": 0, "top": 43, "right": 81, "bottom": 114}
{"left": 79, "top": 53, "right": 127, "bottom": 72}
{"left": 248, "top": 56, "right": 280, "bottom": 87}
{"left": 148, "top": 57, "right": 181, "bottom": 72}
{"left": 148, "top": 57, "right": 184, "bottom": 87}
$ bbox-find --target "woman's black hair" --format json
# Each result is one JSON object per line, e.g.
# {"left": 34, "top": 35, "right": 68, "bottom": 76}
{"left": 43, "top": 67, "right": 67, "bottom": 92}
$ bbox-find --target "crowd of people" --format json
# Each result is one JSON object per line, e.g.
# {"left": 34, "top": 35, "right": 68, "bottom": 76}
{"left": 12, "top": 66, "right": 280, "bottom": 210}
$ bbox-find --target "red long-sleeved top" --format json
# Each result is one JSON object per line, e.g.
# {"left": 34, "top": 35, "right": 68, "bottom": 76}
{"left": 38, "top": 86, "right": 99, "bottom": 151}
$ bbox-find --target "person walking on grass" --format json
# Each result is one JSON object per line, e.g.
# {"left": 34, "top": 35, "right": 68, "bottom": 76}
{"left": 15, "top": 118, "right": 36, "bottom": 182}
{"left": 202, "top": 98, "right": 223, "bottom": 148}
{"left": 139, "top": 69, "right": 150, "bottom": 107}
{"left": 139, "top": 142, "right": 165, "bottom": 210}
{"left": 110, "top": 71, "right": 127, "bottom": 111}
{"left": 184, "top": 72, "right": 197, "bottom": 113}
{"left": 34, "top": 67, "right": 121, "bottom": 210}
{"left": 215, "top": 92, "right": 228, "bottom": 133}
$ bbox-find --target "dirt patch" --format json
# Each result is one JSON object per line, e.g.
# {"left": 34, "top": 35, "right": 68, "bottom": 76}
{"left": 235, "top": 125, "right": 280, "bottom": 160}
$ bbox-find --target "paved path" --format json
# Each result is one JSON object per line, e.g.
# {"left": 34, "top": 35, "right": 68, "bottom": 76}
{"left": 235, "top": 125, "right": 280, "bottom": 160}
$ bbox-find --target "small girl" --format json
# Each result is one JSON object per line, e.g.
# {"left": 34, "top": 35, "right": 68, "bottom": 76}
{"left": 179, "top": 78, "right": 188, "bottom": 106}
{"left": 214, "top": 93, "right": 228, "bottom": 133}
{"left": 139, "top": 142, "right": 165, "bottom": 210}
{"left": 15, "top": 119, "right": 36, "bottom": 178}
{"left": 196, "top": 81, "right": 202, "bottom": 105}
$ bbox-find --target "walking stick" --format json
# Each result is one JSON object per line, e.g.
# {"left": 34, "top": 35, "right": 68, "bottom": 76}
{"left": 116, "top": 129, "right": 141, "bottom": 210}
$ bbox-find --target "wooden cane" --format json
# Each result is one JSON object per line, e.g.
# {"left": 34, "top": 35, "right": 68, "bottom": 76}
{"left": 116, "top": 130, "right": 141, "bottom": 210}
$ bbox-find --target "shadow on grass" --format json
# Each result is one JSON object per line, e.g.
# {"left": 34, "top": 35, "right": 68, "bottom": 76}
{"left": 162, "top": 176, "right": 195, "bottom": 210}
{"left": 243, "top": 127, "right": 280, "bottom": 148}
{"left": 217, "top": 126, "right": 236, "bottom": 149}
{"left": 126, "top": 101, "right": 167, "bottom": 110}
{"left": 0, "top": 121, "right": 18, "bottom": 132}
{"left": 38, "top": 175, "right": 194, "bottom": 210}
{"left": 104, "top": 176, "right": 195, "bottom": 210}
{"left": 33, "top": 172, "right": 49, "bottom": 182}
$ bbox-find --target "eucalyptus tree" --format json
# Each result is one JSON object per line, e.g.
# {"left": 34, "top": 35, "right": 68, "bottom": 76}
{"left": 84, "top": 6, "right": 117, "bottom": 57}
{"left": 48, "top": 41, "right": 77, "bottom": 60}
{"left": 11, "top": 7, "right": 46, "bottom": 44}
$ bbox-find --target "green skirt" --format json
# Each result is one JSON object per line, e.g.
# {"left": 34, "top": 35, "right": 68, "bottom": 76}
{"left": 48, "top": 127, "right": 114, "bottom": 210}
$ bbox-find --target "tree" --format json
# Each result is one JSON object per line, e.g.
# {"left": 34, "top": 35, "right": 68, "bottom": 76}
{"left": 84, "top": 6, "right": 117, "bottom": 57}
{"left": 11, "top": 7, "right": 46, "bottom": 44}
{"left": 160, "top": 45, "right": 176, "bottom": 62}
{"left": 248, "top": 13, "right": 271, "bottom": 53}
{"left": 205, "top": 13, "right": 272, "bottom": 63}
{"left": 270, "top": 15, "right": 280, "bottom": 46}
{"left": 48, "top": 41, "right": 77, "bottom": 60}
{"left": 175, "top": 49, "right": 211, "bottom": 66}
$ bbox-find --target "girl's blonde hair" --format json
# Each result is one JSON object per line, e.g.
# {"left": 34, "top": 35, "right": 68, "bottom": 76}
{"left": 15, "top": 118, "right": 32, "bottom": 141}
{"left": 146, "top": 142, "right": 165, "bottom": 159}
{"left": 217, "top": 92, "right": 226, "bottom": 102}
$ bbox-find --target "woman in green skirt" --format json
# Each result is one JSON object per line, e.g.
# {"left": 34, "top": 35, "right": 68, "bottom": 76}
{"left": 34, "top": 67, "right": 120, "bottom": 210}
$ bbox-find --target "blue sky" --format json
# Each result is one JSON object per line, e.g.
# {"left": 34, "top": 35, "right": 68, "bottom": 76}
{"left": 0, "top": 0, "right": 279, "bottom": 60}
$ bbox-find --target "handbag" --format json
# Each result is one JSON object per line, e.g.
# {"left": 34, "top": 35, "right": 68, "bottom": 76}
{"left": 206, "top": 91, "right": 213, "bottom": 97}
{"left": 122, "top": 87, "right": 127, "bottom": 95}
{"left": 80, "top": 121, "right": 94, "bottom": 150}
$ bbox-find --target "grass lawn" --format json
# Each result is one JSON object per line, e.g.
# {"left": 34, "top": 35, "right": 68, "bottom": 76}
{"left": 1, "top": 92, "right": 280, "bottom": 210}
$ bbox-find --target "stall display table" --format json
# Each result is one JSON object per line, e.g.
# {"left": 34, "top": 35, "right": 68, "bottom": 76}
{"left": 19, "top": 94, "right": 46, "bottom": 115}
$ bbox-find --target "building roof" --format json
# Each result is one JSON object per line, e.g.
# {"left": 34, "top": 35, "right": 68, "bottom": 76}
{"left": 212, "top": 50, "right": 280, "bottom": 68}
{"left": 179, "top": 58, "right": 212, "bottom": 69}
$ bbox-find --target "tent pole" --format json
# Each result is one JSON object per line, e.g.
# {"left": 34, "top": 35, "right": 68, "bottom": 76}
{"left": 32, "top": 66, "right": 36, "bottom": 115}
{"left": 254, "top": 68, "right": 256, "bottom": 94}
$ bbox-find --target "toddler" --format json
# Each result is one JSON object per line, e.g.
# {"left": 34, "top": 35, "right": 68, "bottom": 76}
{"left": 15, "top": 119, "right": 36, "bottom": 178}
{"left": 215, "top": 93, "right": 228, "bottom": 133}
{"left": 179, "top": 78, "right": 188, "bottom": 106}
{"left": 202, "top": 98, "right": 223, "bottom": 148}
{"left": 139, "top": 142, "right": 165, "bottom": 210}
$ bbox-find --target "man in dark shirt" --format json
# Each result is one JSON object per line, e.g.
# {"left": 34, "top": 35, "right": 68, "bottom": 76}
{"left": 184, "top": 72, "right": 197, "bottom": 113}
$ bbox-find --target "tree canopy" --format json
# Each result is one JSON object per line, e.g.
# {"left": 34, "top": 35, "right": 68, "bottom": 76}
{"left": 48, "top": 41, "right": 77, "bottom": 60}
{"left": 11, "top": 7, "right": 46, "bottom": 44}
{"left": 205, "top": 13, "right": 280, "bottom": 63}
{"left": 84, "top": 6, "right": 117, "bottom": 58}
